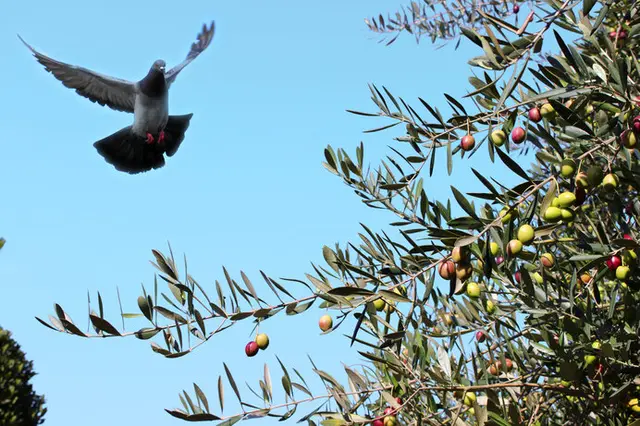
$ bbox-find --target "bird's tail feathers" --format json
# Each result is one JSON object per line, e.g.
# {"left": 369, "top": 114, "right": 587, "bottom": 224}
{"left": 92, "top": 114, "right": 193, "bottom": 174}
{"left": 93, "top": 126, "right": 166, "bottom": 174}
{"left": 163, "top": 113, "right": 193, "bottom": 157}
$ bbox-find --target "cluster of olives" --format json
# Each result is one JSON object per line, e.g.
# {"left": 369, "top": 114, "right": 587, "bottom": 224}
{"left": 605, "top": 234, "right": 637, "bottom": 284}
{"left": 629, "top": 393, "right": 640, "bottom": 414}
{"left": 487, "top": 358, "right": 514, "bottom": 375}
{"left": 245, "top": 333, "right": 270, "bottom": 357}
{"left": 438, "top": 246, "right": 496, "bottom": 311}
{"left": 371, "top": 398, "right": 402, "bottom": 426}
{"left": 453, "top": 390, "right": 478, "bottom": 414}
{"left": 438, "top": 246, "right": 474, "bottom": 283}
{"left": 608, "top": 27, "right": 629, "bottom": 44}
{"left": 485, "top": 103, "right": 556, "bottom": 149}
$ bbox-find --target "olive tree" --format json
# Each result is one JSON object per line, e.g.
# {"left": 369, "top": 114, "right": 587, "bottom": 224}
{"left": 38, "top": 0, "right": 640, "bottom": 424}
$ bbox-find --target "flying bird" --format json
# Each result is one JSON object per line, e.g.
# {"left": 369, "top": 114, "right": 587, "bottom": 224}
{"left": 19, "top": 21, "right": 215, "bottom": 174}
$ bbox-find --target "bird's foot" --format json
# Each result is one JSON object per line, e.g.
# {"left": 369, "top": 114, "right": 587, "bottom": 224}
{"left": 158, "top": 131, "right": 165, "bottom": 144}
{"left": 146, "top": 133, "right": 155, "bottom": 144}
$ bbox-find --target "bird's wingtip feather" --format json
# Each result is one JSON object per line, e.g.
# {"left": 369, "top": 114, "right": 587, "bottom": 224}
{"left": 16, "top": 34, "right": 35, "bottom": 53}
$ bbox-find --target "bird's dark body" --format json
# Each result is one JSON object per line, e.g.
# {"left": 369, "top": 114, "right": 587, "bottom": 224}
{"left": 138, "top": 69, "right": 167, "bottom": 98}
{"left": 133, "top": 69, "right": 169, "bottom": 136}
{"left": 19, "top": 21, "right": 215, "bottom": 174}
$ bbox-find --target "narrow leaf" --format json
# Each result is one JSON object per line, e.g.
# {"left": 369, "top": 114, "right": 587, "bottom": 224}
{"left": 224, "top": 363, "right": 242, "bottom": 404}
{"left": 89, "top": 315, "right": 121, "bottom": 336}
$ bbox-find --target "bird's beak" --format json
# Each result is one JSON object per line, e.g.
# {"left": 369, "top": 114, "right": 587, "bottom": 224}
{"left": 160, "top": 66, "right": 165, "bottom": 72}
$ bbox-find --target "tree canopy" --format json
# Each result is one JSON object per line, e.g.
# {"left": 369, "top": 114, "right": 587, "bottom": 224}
{"left": 0, "top": 324, "right": 47, "bottom": 425}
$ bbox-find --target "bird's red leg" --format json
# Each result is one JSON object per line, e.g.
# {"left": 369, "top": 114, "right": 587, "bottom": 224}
{"left": 146, "top": 133, "right": 155, "bottom": 144}
{"left": 158, "top": 131, "right": 165, "bottom": 144}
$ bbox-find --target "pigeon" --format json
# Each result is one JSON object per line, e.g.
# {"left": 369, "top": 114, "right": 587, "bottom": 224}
{"left": 19, "top": 21, "right": 215, "bottom": 174}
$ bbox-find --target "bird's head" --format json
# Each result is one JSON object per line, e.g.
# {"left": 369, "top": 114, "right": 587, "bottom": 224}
{"left": 151, "top": 59, "right": 166, "bottom": 74}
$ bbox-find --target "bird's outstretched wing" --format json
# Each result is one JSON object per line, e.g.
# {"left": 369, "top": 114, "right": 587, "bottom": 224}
{"left": 165, "top": 21, "right": 215, "bottom": 86}
{"left": 19, "top": 35, "right": 137, "bottom": 113}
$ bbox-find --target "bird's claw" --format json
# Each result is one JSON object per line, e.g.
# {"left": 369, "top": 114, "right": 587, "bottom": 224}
{"left": 146, "top": 133, "right": 155, "bottom": 144}
{"left": 158, "top": 131, "right": 165, "bottom": 144}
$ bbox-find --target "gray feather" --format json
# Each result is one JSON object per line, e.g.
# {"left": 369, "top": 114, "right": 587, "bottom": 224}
{"left": 18, "top": 35, "right": 137, "bottom": 113}
{"left": 165, "top": 22, "right": 215, "bottom": 86}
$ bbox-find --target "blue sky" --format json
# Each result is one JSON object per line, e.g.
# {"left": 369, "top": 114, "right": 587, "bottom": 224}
{"left": 0, "top": 1, "right": 529, "bottom": 425}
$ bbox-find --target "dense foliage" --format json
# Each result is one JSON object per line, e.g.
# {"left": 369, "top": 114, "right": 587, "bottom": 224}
{"left": 38, "top": 0, "right": 640, "bottom": 424}
{"left": 0, "top": 325, "right": 47, "bottom": 426}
